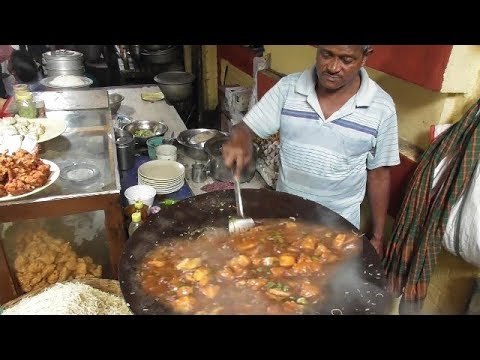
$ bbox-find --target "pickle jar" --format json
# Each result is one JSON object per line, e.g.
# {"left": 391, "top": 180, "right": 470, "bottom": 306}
{"left": 16, "top": 91, "right": 37, "bottom": 118}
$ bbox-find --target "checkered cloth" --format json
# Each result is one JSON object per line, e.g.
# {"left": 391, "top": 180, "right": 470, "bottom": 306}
{"left": 383, "top": 99, "right": 480, "bottom": 314}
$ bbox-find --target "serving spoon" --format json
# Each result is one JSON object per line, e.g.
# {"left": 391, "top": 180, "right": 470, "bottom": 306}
{"left": 228, "top": 172, "right": 255, "bottom": 233}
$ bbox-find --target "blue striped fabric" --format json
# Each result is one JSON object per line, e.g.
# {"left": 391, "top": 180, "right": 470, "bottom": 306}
{"left": 243, "top": 66, "right": 400, "bottom": 228}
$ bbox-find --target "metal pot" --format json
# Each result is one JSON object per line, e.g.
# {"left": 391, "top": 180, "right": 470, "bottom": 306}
{"left": 153, "top": 71, "right": 195, "bottom": 103}
{"left": 141, "top": 47, "right": 177, "bottom": 65}
{"left": 204, "top": 135, "right": 257, "bottom": 183}
{"left": 43, "top": 50, "right": 84, "bottom": 70}
{"left": 44, "top": 67, "right": 85, "bottom": 77}
{"left": 118, "top": 189, "right": 391, "bottom": 315}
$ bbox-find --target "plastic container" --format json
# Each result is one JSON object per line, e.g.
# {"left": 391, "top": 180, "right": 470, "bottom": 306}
{"left": 146, "top": 136, "right": 164, "bottom": 159}
{"left": 16, "top": 91, "right": 37, "bottom": 118}
{"left": 128, "top": 212, "right": 143, "bottom": 237}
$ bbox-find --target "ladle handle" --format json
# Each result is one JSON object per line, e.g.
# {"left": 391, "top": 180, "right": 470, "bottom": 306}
{"left": 233, "top": 174, "right": 244, "bottom": 218}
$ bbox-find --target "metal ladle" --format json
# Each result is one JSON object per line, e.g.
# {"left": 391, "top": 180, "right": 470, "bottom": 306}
{"left": 228, "top": 172, "right": 255, "bottom": 233}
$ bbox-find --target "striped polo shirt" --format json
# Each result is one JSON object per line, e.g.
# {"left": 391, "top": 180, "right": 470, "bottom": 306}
{"left": 243, "top": 66, "right": 400, "bottom": 228}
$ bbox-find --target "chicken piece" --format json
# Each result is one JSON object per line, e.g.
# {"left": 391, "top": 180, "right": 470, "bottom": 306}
{"left": 193, "top": 267, "right": 210, "bottom": 286}
{"left": 37, "top": 251, "right": 56, "bottom": 265}
{"left": 27, "top": 261, "right": 43, "bottom": 274}
{"left": 314, "top": 243, "right": 331, "bottom": 256}
{"left": 65, "top": 258, "right": 78, "bottom": 271}
{"left": 250, "top": 256, "right": 263, "bottom": 266}
{"left": 31, "top": 280, "right": 48, "bottom": 292}
{"left": 270, "top": 266, "right": 286, "bottom": 278}
{"left": 283, "top": 301, "right": 304, "bottom": 314}
{"left": 234, "top": 237, "right": 258, "bottom": 251}
{"left": 246, "top": 277, "right": 267, "bottom": 290}
{"left": 30, "top": 272, "right": 43, "bottom": 286}
{"left": 229, "top": 255, "right": 251, "bottom": 268}
{"left": 58, "top": 265, "right": 70, "bottom": 282}
{"left": 300, "top": 235, "right": 317, "bottom": 250}
{"left": 91, "top": 265, "right": 102, "bottom": 278}
{"left": 47, "top": 270, "right": 59, "bottom": 284}
{"left": 83, "top": 256, "right": 94, "bottom": 264}
{"left": 176, "top": 286, "right": 194, "bottom": 297}
{"left": 218, "top": 266, "right": 235, "bottom": 281}
{"left": 176, "top": 257, "right": 202, "bottom": 271}
{"left": 40, "top": 263, "right": 56, "bottom": 279}
{"left": 333, "top": 234, "right": 347, "bottom": 248}
{"left": 75, "top": 259, "right": 87, "bottom": 277}
{"left": 279, "top": 254, "right": 296, "bottom": 267}
{"left": 172, "top": 296, "right": 196, "bottom": 314}
{"left": 56, "top": 249, "right": 76, "bottom": 263}
{"left": 200, "top": 284, "right": 220, "bottom": 299}
{"left": 14, "top": 255, "right": 27, "bottom": 271}
{"left": 300, "top": 282, "right": 320, "bottom": 298}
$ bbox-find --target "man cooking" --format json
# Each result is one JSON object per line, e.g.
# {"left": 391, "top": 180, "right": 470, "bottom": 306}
{"left": 222, "top": 45, "right": 400, "bottom": 258}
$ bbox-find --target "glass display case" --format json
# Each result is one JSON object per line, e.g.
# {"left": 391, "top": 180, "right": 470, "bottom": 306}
{"left": 0, "top": 89, "right": 126, "bottom": 304}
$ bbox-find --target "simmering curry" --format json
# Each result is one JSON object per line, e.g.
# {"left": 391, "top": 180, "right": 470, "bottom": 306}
{"left": 139, "top": 219, "right": 360, "bottom": 315}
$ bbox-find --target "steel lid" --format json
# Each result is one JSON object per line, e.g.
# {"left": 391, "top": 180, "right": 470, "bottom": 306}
{"left": 154, "top": 71, "right": 195, "bottom": 85}
{"left": 43, "top": 50, "right": 84, "bottom": 61}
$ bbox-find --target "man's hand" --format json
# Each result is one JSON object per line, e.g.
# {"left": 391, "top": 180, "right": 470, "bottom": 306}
{"left": 222, "top": 122, "right": 254, "bottom": 179}
{"left": 370, "top": 235, "right": 384, "bottom": 259}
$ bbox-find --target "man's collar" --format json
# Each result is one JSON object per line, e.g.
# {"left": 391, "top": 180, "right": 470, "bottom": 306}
{"left": 295, "top": 65, "right": 377, "bottom": 107}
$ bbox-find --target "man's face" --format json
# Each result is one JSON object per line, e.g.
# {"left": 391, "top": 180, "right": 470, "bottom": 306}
{"left": 315, "top": 45, "right": 371, "bottom": 91}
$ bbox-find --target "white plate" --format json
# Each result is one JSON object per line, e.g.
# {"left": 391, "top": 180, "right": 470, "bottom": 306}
{"left": 139, "top": 178, "right": 184, "bottom": 194}
{"left": 138, "top": 174, "right": 184, "bottom": 184}
{"left": 28, "top": 118, "right": 67, "bottom": 143}
{"left": 0, "top": 159, "right": 60, "bottom": 202}
{"left": 138, "top": 160, "right": 185, "bottom": 181}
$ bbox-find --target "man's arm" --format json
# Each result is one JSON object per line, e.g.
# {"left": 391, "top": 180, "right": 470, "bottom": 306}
{"left": 367, "top": 167, "right": 391, "bottom": 258}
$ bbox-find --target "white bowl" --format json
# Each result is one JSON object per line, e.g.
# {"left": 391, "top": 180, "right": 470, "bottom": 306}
{"left": 124, "top": 184, "right": 156, "bottom": 207}
{"left": 156, "top": 144, "right": 177, "bottom": 156}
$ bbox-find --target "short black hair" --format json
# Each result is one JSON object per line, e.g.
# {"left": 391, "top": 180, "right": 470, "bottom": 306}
{"left": 10, "top": 50, "right": 38, "bottom": 83}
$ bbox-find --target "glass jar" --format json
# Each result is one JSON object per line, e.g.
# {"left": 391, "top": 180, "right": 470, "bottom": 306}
{"left": 16, "top": 91, "right": 37, "bottom": 118}
{"left": 13, "top": 83, "right": 29, "bottom": 100}
{"left": 35, "top": 100, "right": 46, "bottom": 118}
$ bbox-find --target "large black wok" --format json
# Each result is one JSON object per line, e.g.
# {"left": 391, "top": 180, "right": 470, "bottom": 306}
{"left": 119, "top": 189, "right": 391, "bottom": 315}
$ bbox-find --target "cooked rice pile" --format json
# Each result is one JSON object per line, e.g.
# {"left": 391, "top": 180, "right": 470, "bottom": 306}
{"left": 2, "top": 282, "right": 132, "bottom": 315}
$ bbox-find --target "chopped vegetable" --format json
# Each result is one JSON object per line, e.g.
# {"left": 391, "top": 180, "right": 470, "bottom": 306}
{"left": 134, "top": 129, "right": 154, "bottom": 138}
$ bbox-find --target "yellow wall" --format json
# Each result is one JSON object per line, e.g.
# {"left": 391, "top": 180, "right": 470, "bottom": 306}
{"left": 202, "top": 45, "right": 218, "bottom": 111}
{"left": 219, "top": 59, "right": 254, "bottom": 88}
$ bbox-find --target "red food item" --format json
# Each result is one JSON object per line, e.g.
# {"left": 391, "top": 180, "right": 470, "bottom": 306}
{"left": 201, "top": 181, "right": 234, "bottom": 192}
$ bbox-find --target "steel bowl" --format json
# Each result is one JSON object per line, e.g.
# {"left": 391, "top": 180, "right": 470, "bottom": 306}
{"left": 154, "top": 71, "right": 195, "bottom": 102}
{"left": 176, "top": 128, "right": 227, "bottom": 161}
{"left": 108, "top": 93, "right": 125, "bottom": 115}
{"left": 122, "top": 120, "right": 169, "bottom": 147}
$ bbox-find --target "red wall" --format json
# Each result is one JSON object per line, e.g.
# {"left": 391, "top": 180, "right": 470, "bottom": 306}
{"left": 366, "top": 45, "right": 453, "bottom": 91}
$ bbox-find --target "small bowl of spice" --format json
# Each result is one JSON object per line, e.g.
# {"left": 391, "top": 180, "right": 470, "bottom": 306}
{"left": 122, "top": 120, "right": 168, "bottom": 147}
